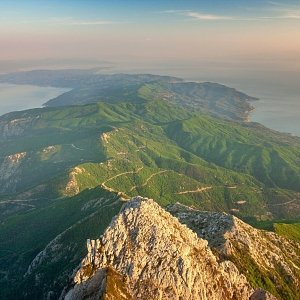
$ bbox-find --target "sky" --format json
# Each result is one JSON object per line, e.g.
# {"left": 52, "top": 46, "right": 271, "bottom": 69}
{"left": 0, "top": 0, "right": 300, "bottom": 72}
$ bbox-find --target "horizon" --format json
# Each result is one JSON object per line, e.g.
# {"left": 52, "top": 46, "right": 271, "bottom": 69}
{"left": 1, "top": 1, "right": 300, "bottom": 67}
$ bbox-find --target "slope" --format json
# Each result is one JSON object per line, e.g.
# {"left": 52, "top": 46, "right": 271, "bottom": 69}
{"left": 168, "top": 203, "right": 300, "bottom": 300}
{"left": 1, "top": 99, "right": 300, "bottom": 219}
{"left": 0, "top": 187, "right": 123, "bottom": 299}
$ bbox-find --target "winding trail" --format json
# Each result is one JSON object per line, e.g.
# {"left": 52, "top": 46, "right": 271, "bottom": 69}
{"left": 175, "top": 184, "right": 247, "bottom": 195}
{"left": 100, "top": 167, "right": 144, "bottom": 194}
{"left": 176, "top": 186, "right": 213, "bottom": 195}
{"left": 62, "top": 143, "right": 85, "bottom": 151}
{"left": 0, "top": 200, "right": 35, "bottom": 208}
{"left": 269, "top": 198, "right": 299, "bottom": 206}
{"left": 102, "top": 167, "right": 143, "bottom": 186}
{"left": 129, "top": 170, "right": 169, "bottom": 192}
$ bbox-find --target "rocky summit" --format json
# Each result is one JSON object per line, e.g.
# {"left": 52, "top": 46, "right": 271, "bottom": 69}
{"left": 61, "top": 197, "right": 277, "bottom": 300}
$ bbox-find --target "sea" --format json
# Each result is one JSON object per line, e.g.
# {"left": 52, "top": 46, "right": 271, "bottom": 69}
{"left": 224, "top": 77, "right": 300, "bottom": 138}
{"left": 0, "top": 83, "right": 69, "bottom": 117}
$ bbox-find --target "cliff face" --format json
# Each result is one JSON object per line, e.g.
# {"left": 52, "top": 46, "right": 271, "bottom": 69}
{"left": 62, "top": 197, "right": 277, "bottom": 300}
{"left": 167, "top": 203, "right": 300, "bottom": 300}
{"left": 0, "top": 152, "right": 26, "bottom": 193}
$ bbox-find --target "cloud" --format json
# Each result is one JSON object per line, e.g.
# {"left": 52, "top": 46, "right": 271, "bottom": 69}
{"left": 160, "top": 5, "right": 300, "bottom": 22}
{"left": 268, "top": 1, "right": 285, "bottom": 7}
{"left": 184, "top": 12, "right": 234, "bottom": 21}
{"left": 276, "top": 9, "right": 300, "bottom": 19}
{"left": 160, "top": 10, "right": 256, "bottom": 21}
{"left": 51, "top": 18, "right": 117, "bottom": 26}
{"left": 281, "top": 14, "right": 300, "bottom": 19}
{"left": 17, "top": 17, "right": 117, "bottom": 26}
{"left": 160, "top": 10, "right": 252, "bottom": 21}
{"left": 265, "top": 1, "right": 300, "bottom": 19}
{"left": 158, "top": 10, "right": 190, "bottom": 14}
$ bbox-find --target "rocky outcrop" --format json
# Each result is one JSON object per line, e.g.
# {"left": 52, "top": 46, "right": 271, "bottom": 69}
{"left": 65, "top": 167, "right": 84, "bottom": 196}
{"left": 62, "top": 197, "right": 276, "bottom": 300}
{"left": 168, "top": 203, "right": 300, "bottom": 300}
{"left": 0, "top": 152, "right": 26, "bottom": 193}
{"left": 0, "top": 116, "right": 37, "bottom": 139}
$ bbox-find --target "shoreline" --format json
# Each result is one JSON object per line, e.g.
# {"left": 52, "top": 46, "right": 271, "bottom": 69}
{"left": 246, "top": 97, "right": 300, "bottom": 138}
{"left": 0, "top": 83, "right": 70, "bottom": 117}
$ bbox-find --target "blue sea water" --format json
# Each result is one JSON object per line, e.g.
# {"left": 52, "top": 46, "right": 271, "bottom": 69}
{"left": 110, "top": 61, "right": 300, "bottom": 137}
{"left": 0, "top": 83, "right": 69, "bottom": 117}
{"left": 250, "top": 91, "right": 300, "bottom": 137}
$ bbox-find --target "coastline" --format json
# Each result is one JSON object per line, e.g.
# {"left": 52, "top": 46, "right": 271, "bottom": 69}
{"left": 248, "top": 93, "right": 300, "bottom": 138}
{"left": 0, "top": 83, "right": 70, "bottom": 117}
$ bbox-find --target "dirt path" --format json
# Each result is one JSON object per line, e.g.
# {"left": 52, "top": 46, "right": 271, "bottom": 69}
{"left": 0, "top": 200, "right": 35, "bottom": 208}
{"left": 129, "top": 170, "right": 169, "bottom": 192}
{"left": 62, "top": 143, "right": 85, "bottom": 151}
{"left": 102, "top": 167, "right": 143, "bottom": 186}
{"left": 269, "top": 198, "right": 299, "bottom": 206}
{"left": 176, "top": 186, "right": 213, "bottom": 195}
{"left": 101, "top": 167, "right": 144, "bottom": 195}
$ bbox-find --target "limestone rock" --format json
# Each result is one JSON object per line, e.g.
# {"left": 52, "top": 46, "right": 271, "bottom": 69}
{"left": 168, "top": 202, "right": 300, "bottom": 300}
{"left": 0, "top": 152, "right": 26, "bottom": 193}
{"left": 63, "top": 197, "right": 270, "bottom": 300}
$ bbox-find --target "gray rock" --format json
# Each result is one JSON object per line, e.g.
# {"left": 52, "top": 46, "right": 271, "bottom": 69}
{"left": 63, "top": 197, "right": 268, "bottom": 300}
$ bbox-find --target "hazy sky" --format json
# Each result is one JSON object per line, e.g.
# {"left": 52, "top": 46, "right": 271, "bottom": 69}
{"left": 1, "top": 0, "right": 300, "bottom": 69}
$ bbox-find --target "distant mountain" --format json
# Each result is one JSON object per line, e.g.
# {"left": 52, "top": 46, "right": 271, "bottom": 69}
{"left": 0, "top": 70, "right": 179, "bottom": 92}
{"left": 0, "top": 69, "right": 257, "bottom": 121}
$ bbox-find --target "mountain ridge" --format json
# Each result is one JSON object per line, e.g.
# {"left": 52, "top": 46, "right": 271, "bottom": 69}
{"left": 167, "top": 203, "right": 300, "bottom": 299}
{"left": 62, "top": 197, "right": 281, "bottom": 300}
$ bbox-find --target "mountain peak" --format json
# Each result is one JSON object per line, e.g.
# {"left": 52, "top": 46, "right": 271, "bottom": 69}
{"left": 62, "top": 197, "right": 276, "bottom": 300}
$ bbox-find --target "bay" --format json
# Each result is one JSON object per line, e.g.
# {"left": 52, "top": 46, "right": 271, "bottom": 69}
{"left": 0, "top": 83, "right": 70, "bottom": 116}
